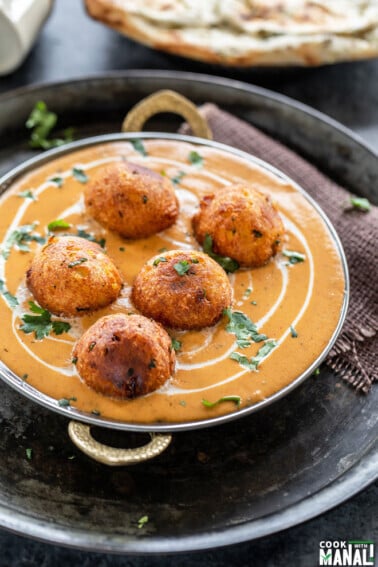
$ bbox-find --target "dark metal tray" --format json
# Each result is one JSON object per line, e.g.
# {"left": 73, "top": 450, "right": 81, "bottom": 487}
{"left": 0, "top": 71, "right": 376, "bottom": 554}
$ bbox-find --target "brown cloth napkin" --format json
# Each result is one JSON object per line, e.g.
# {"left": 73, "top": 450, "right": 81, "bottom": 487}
{"left": 182, "top": 104, "right": 378, "bottom": 393}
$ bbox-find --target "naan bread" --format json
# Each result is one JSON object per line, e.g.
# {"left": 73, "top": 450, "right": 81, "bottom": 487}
{"left": 85, "top": 0, "right": 378, "bottom": 66}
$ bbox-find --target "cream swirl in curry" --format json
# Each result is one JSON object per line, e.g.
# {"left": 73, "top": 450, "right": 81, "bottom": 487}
{"left": 0, "top": 139, "right": 346, "bottom": 424}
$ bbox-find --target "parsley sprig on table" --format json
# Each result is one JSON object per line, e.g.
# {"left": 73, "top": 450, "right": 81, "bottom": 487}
{"left": 26, "top": 101, "right": 74, "bottom": 150}
{"left": 20, "top": 301, "right": 71, "bottom": 340}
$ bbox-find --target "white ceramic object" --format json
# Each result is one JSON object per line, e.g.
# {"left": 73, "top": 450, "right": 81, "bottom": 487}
{"left": 0, "top": 0, "right": 52, "bottom": 75}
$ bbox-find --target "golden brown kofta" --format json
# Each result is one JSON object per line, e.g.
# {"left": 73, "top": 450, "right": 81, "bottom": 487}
{"left": 132, "top": 250, "right": 232, "bottom": 330}
{"left": 73, "top": 314, "right": 175, "bottom": 399}
{"left": 192, "top": 184, "right": 285, "bottom": 267}
{"left": 26, "top": 236, "right": 122, "bottom": 317}
{"left": 84, "top": 161, "right": 179, "bottom": 238}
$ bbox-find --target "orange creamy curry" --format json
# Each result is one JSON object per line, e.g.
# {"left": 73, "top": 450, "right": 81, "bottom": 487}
{"left": 0, "top": 139, "right": 346, "bottom": 424}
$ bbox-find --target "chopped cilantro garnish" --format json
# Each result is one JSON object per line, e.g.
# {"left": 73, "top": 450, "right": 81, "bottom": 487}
{"left": 251, "top": 300, "right": 257, "bottom": 306}
{"left": 0, "top": 280, "right": 18, "bottom": 307}
{"left": 71, "top": 357, "right": 78, "bottom": 365}
{"left": 348, "top": 196, "right": 371, "bottom": 212}
{"left": 153, "top": 256, "right": 167, "bottom": 267}
{"left": 26, "top": 101, "right": 74, "bottom": 150}
{"left": 88, "top": 341, "right": 96, "bottom": 351}
{"left": 21, "top": 373, "right": 28, "bottom": 381}
{"left": 202, "top": 396, "right": 241, "bottom": 408}
{"left": 188, "top": 150, "right": 204, "bottom": 167}
{"left": 171, "top": 171, "right": 186, "bottom": 185}
{"left": 58, "top": 397, "right": 77, "bottom": 407}
{"left": 20, "top": 301, "right": 71, "bottom": 340}
{"left": 223, "top": 308, "right": 267, "bottom": 347}
{"left": 2, "top": 291, "right": 18, "bottom": 308}
{"left": 313, "top": 368, "right": 321, "bottom": 376}
{"left": 243, "top": 287, "right": 252, "bottom": 299}
{"left": 148, "top": 358, "right": 156, "bottom": 369}
{"left": 231, "top": 340, "right": 277, "bottom": 371}
{"left": 174, "top": 260, "right": 190, "bottom": 276}
{"left": 142, "top": 195, "right": 148, "bottom": 204}
{"left": 203, "top": 234, "right": 239, "bottom": 273}
{"left": 47, "top": 219, "right": 71, "bottom": 231}
{"left": 179, "top": 400, "right": 187, "bottom": 407}
{"left": 91, "top": 409, "right": 101, "bottom": 416}
{"left": 137, "top": 515, "right": 149, "bottom": 529}
{"left": 50, "top": 176, "right": 64, "bottom": 188}
{"left": 72, "top": 167, "right": 88, "bottom": 184}
{"left": 18, "top": 190, "right": 35, "bottom": 200}
{"left": 131, "top": 139, "right": 147, "bottom": 157}
{"left": 76, "top": 229, "right": 105, "bottom": 248}
{"left": 282, "top": 250, "right": 306, "bottom": 264}
{"left": 25, "top": 448, "right": 33, "bottom": 460}
{"left": 158, "top": 247, "right": 167, "bottom": 253}
{"left": 171, "top": 338, "right": 182, "bottom": 352}
{"left": 290, "top": 325, "right": 298, "bottom": 338}
{"left": 68, "top": 257, "right": 87, "bottom": 268}
{"left": 1, "top": 223, "right": 45, "bottom": 259}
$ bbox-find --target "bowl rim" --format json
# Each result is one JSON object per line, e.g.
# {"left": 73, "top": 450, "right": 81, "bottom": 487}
{"left": 0, "top": 131, "right": 350, "bottom": 432}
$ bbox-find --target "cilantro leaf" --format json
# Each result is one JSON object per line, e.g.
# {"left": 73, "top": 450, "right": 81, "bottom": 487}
{"left": 174, "top": 260, "right": 190, "bottom": 276}
{"left": 1, "top": 223, "right": 45, "bottom": 259}
{"left": 171, "top": 338, "right": 182, "bottom": 352}
{"left": 58, "top": 397, "right": 77, "bottom": 407}
{"left": 20, "top": 301, "right": 71, "bottom": 340}
{"left": 52, "top": 321, "right": 71, "bottom": 335}
{"left": 171, "top": 171, "right": 186, "bottom": 185}
{"left": 67, "top": 257, "right": 87, "bottom": 268}
{"left": 130, "top": 139, "right": 147, "bottom": 157}
{"left": 348, "top": 196, "right": 371, "bottom": 212}
{"left": 3, "top": 291, "right": 19, "bottom": 308}
{"left": 72, "top": 167, "right": 88, "bottom": 184}
{"left": 290, "top": 325, "right": 298, "bottom": 338}
{"left": 50, "top": 176, "right": 64, "bottom": 188}
{"left": 282, "top": 250, "right": 306, "bottom": 264}
{"left": 18, "top": 190, "right": 35, "bottom": 200}
{"left": 47, "top": 219, "right": 71, "bottom": 231}
{"left": 203, "top": 234, "right": 239, "bottom": 273}
{"left": 137, "top": 515, "right": 149, "bottom": 529}
{"left": 231, "top": 340, "right": 277, "bottom": 371}
{"left": 188, "top": 150, "right": 204, "bottom": 167}
{"left": 202, "top": 396, "right": 241, "bottom": 408}
{"left": 76, "top": 229, "right": 105, "bottom": 248}
{"left": 223, "top": 308, "right": 267, "bottom": 346}
{"left": 0, "top": 280, "right": 19, "bottom": 307}
{"left": 153, "top": 256, "right": 167, "bottom": 267}
{"left": 26, "top": 101, "right": 74, "bottom": 150}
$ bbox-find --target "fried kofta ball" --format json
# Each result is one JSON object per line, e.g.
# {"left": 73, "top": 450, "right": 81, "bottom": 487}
{"left": 26, "top": 236, "right": 122, "bottom": 317}
{"left": 132, "top": 250, "right": 232, "bottom": 330}
{"left": 192, "top": 184, "right": 285, "bottom": 268}
{"left": 84, "top": 161, "right": 179, "bottom": 238}
{"left": 73, "top": 314, "right": 175, "bottom": 399}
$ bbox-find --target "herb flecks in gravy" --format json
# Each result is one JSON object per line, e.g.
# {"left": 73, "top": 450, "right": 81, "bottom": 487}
{"left": 0, "top": 140, "right": 345, "bottom": 424}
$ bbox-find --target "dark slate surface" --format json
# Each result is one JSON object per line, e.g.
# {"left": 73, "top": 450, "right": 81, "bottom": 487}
{"left": 0, "top": 0, "right": 377, "bottom": 565}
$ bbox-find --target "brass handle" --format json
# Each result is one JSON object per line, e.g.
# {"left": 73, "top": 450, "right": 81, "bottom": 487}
{"left": 122, "top": 90, "right": 212, "bottom": 140}
{"left": 68, "top": 421, "right": 172, "bottom": 466}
